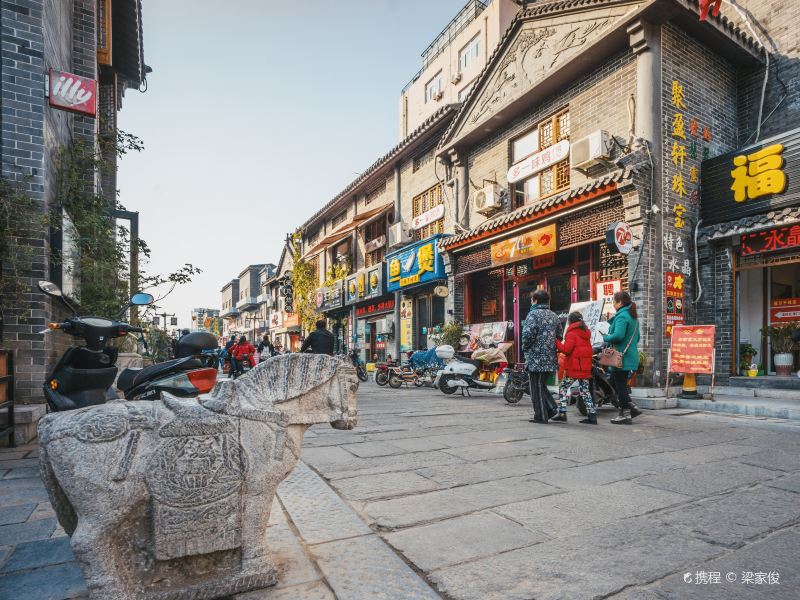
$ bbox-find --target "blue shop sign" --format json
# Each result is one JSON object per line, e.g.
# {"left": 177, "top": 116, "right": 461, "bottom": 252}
{"left": 385, "top": 234, "right": 448, "bottom": 293}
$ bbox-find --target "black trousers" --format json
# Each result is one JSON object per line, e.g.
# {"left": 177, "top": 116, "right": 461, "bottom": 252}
{"left": 528, "top": 371, "right": 556, "bottom": 422}
{"left": 611, "top": 370, "right": 632, "bottom": 410}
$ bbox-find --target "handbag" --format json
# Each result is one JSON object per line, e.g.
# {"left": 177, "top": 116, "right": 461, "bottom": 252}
{"left": 599, "top": 324, "right": 637, "bottom": 369}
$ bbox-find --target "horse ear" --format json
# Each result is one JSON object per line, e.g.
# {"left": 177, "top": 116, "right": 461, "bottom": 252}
{"left": 253, "top": 354, "right": 341, "bottom": 404}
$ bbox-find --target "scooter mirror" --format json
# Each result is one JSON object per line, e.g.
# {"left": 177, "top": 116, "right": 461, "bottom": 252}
{"left": 38, "top": 281, "right": 63, "bottom": 297}
{"left": 130, "top": 292, "right": 154, "bottom": 306}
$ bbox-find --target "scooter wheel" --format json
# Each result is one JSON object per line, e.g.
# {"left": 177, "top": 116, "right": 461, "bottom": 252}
{"left": 375, "top": 371, "right": 389, "bottom": 386}
{"left": 357, "top": 367, "right": 368, "bottom": 382}
{"left": 438, "top": 375, "right": 457, "bottom": 395}
{"left": 389, "top": 375, "right": 403, "bottom": 389}
{"left": 503, "top": 384, "right": 523, "bottom": 404}
{"left": 413, "top": 376, "right": 424, "bottom": 387}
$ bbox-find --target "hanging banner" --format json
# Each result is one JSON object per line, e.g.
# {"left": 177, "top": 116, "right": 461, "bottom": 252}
{"left": 399, "top": 296, "right": 413, "bottom": 353}
{"left": 669, "top": 325, "right": 715, "bottom": 374}
{"left": 665, "top": 271, "right": 685, "bottom": 337}
{"left": 490, "top": 224, "right": 557, "bottom": 267}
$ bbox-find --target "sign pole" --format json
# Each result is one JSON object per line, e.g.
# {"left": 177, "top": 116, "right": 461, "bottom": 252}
{"left": 664, "top": 349, "right": 671, "bottom": 399}
{"left": 710, "top": 349, "right": 716, "bottom": 401}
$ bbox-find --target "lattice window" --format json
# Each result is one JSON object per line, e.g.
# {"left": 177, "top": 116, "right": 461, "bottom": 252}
{"left": 332, "top": 210, "right": 347, "bottom": 229}
{"left": 454, "top": 246, "right": 491, "bottom": 274}
{"left": 412, "top": 184, "right": 444, "bottom": 240}
{"left": 557, "top": 111, "right": 570, "bottom": 141}
{"left": 539, "top": 120, "right": 553, "bottom": 149}
{"left": 413, "top": 147, "right": 435, "bottom": 172}
{"left": 365, "top": 183, "right": 386, "bottom": 205}
{"left": 512, "top": 108, "right": 570, "bottom": 209}
{"left": 600, "top": 243, "right": 628, "bottom": 291}
{"left": 556, "top": 160, "right": 570, "bottom": 190}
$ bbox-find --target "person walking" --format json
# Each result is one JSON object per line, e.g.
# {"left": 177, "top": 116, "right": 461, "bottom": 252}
{"left": 301, "top": 319, "right": 335, "bottom": 355}
{"left": 522, "top": 289, "right": 561, "bottom": 423}
{"left": 257, "top": 334, "right": 275, "bottom": 361}
{"left": 225, "top": 335, "right": 238, "bottom": 376}
{"left": 556, "top": 312, "right": 596, "bottom": 424}
{"left": 602, "top": 291, "right": 642, "bottom": 425}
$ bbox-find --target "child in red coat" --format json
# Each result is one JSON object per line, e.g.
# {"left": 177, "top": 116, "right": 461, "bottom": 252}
{"left": 554, "top": 312, "right": 597, "bottom": 424}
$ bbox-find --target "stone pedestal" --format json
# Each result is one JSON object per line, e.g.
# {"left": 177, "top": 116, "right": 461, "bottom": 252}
{"left": 0, "top": 403, "right": 46, "bottom": 445}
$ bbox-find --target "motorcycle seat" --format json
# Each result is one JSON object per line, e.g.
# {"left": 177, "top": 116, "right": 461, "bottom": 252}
{"left": 117, "top": 357, "right": 200, "bottom": 392}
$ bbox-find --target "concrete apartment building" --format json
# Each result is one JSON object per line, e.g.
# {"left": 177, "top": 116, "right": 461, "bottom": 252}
{"left": 398, "top": 0, "right": 518, "bottom": 139}
{"left": 1, "top": 0, "right": 148, "bottom": 412}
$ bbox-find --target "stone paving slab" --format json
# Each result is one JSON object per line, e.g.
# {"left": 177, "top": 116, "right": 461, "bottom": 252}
{"left": 610, "top": 526, "right": 800, "bottom": 599}
{"left": 764, "top": 471, "right": 800, "bottom": 494}
{"left": 636, "top": 461, "right": 778, "bottom": 497}
{"left": 363, "top": 475, "right": 561, "bottom": 530}
{"left": 340, "top": 441, "right": 409, "bottom": 458}
{"left": 321, "top": 450, "right": 467, "bottom": 481}
{"left": 0, "top": 537, "right": 74, "bottom": 573}
{"left": 0, "top": 517, "right": 57, "bottom": 544}
{"left": 2, "top": 467, "right": 39, "bottom": 480}
{"left": 737, "top": 448, "right": 800, "bottom": 472}
{"left": 429, "top": 516, "right": 725, "bottom": 600}
{"left": 0, "top": 562, "right": 88, "bottom": 600}
{"left": 494, "top": 480, "right": 692, "bottom": 539}
{"left": 384, "top": 511, "right": 547, "bottom": 571}
{"left": 529, "top": 453, "right": 684, "bottom": 490}
{"left": 310, "top": 534, "right": 440, "bottom": 600}
{"left": 439, "top": 437, "right": 557, "bottom": 462}
{"left": 277, "top": 461, "right": 373, "bottom": 545}
{"left": 654, "top": 485, "right": 800, "bottom": 548}
{"left": 0, "top": 503, "right": 35, "bottom": 526}
{"left": 328, "top": 470, "right": 441, "bottom": 502}
{"left": 416, "top": 455, "right": 576, "bottom": 487}
{"left": 235, "top": 581, "right": 335, "bottom": 600}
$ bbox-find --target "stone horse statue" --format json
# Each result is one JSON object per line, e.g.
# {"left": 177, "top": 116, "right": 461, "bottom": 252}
{"left": 38, "top": 353, "right": 358, "bottom": 600}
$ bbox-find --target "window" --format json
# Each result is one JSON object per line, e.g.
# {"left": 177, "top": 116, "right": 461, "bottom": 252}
{"left": 413, "top": 146, "right": 435, "bottom": 172}
{"left": 459, "top": 34, "right": 481, "bottom": 72}
{"left": 332, "top": 209, "right": 347, "bottom": 229}
{"left": 512, "top": 109, "right": 571, "bottom": 208}
{"left": 412, "top": 184, "right": 444, "bottom": 241}
{"left": 425, "top": 71, "right": 443, "bottom": 103}
{"left": 364, "top": 217, "right": 387, "bottom": 267}
{"left": 365, "top": 182, "right": 386, "bottom": 205}
{"left": 458, "top": 80, "right": 475, "bottom": 102}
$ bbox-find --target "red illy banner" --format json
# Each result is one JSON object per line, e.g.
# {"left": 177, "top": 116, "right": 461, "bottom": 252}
{"left": 669, "top": 325, "right": 715, "bottom": 374}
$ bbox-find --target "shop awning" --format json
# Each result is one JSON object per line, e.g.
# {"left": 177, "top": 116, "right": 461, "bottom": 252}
{"left": 441, "top": 167, "right": 635, "bottom": 252}
{"left": 353, "top": 201, "right": 393, "bottom": 226}
{"left": 304, "top": 201, "right": 393, "bottom": 256}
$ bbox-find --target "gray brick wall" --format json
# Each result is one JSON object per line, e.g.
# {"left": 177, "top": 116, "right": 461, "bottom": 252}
{"left": 1, "top": 0, "right": 98, "bottom": 403}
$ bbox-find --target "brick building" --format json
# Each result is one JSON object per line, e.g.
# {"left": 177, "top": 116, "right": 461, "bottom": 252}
{"left": 433, "top": 0, "right": 763, "bottom": 385}
{"left": 0, "top": 0, "right": 147, "bottom": 407}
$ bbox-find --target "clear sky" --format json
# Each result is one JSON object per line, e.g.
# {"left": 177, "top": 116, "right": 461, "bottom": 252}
{"left": 117, "top": 0, "right": 468, "bottom": 328}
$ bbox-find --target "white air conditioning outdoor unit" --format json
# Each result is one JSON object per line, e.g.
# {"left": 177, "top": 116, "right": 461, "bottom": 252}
{"left": 473, "top": 184, "right": 503, "bottom": 215}
{"left": 451, "top": 72, "right": 462, "bottom": 84}
{"left": 388, "top": 222, "right": 412, "bottom": 248}
{"left": 433, "top": 90, "right": 444, "bottom": 101}
{"left": 571, "top": 130, "right": 611, "bottom": 171}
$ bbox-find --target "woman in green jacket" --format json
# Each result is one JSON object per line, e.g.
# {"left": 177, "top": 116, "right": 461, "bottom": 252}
{"left": 602, "top": 291, "right": 641, "bottom": 425}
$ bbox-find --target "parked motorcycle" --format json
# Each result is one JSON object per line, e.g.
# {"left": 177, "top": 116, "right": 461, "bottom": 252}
{"left": 348, "top": 348, "right": 369, "bottom": 382}
{"left": 37, "top": 281, "right": 218, "bottom": 412}
{"left": 502, "top": 344, "right": 619, "bottom": 413}
{"left": 374, "top": 362, "right": 391, "bottom": 386}
{"left": 434, "top": 344, "right": 510, "bottom": 395}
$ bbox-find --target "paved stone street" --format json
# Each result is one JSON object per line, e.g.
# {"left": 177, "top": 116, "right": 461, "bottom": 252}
{"left": 1, "top": 382, "right": 799, "bottom": 599}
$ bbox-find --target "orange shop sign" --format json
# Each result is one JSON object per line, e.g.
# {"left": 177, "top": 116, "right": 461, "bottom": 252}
{"left": 770, "top": 298, "right": 800, "bottom": 323}
{"left": 668, "top": 325, "right": 715, "bottom": 374}
{"left": 490, "top": 224, "right": 557, "bottom": 267}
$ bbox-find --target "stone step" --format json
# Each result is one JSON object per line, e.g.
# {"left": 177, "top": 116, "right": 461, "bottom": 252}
{"left": 676, "top": 395, "right": 800, "bottom": 421}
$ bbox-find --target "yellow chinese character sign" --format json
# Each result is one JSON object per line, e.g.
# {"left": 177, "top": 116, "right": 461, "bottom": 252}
{"left": 730, "top": 144, "right": 787, "bottom": 202}
{"left": 671, "top": 80, "right": 686, "bottom": 109}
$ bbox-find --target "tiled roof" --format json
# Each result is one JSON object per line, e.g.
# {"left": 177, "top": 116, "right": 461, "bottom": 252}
{"left": 438, "top": 0, "right": 763, "bottom": 150}
{"left": 701, "top": 207, "right": 800, "bottom": 241}
{"left": 300, "top": 105, "right": 459, "bottom": 230}
{"left": 441, "top": 167, "right": 634, "bottom": 250}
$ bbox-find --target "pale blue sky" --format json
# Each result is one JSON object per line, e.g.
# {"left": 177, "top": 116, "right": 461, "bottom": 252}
{"left": 117, "top": 0, "right": 468, "bottom": 328}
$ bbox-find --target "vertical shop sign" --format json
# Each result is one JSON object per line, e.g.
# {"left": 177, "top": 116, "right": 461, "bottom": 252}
{"left": 665, "top": 271, "right": 685, "bottom": 337}
{"left": 399, "top": 296, "right": 413, "bottom": 353}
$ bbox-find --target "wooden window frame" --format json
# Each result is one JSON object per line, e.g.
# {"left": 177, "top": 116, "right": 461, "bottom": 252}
{"left": 412, "top": 184, "right": 444, "bottom": 241}
{"left": 97, "top": 0, "right": 112, "bottom": 66}
{"left": 511, "top": 108, "right": 571, "bottom": 209}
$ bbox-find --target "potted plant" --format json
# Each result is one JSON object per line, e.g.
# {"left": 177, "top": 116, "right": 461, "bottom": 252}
{"left": 760, "top": 323, "right": 799, "bottom": 376}
{"left": 739, "top": 342, "right": 758, "bottom": 375}
{"left": 746, "top": 363, "right": 758, "bottom": 377}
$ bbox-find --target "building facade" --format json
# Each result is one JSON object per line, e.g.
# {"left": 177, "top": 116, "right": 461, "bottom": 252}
{"left": 1, "top": 0, "right": 147, "bottom": 403}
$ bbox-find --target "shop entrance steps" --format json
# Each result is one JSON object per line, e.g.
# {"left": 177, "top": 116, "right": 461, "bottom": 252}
{"left": 676, "top": 394, "right": 800, "bottom": 421}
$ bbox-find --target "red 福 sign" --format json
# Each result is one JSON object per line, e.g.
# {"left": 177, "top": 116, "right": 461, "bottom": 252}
{"left": 741, "top": 225, "right": 800, "bottom": 256}
{"left": 48, "top": 69, "right": 97, "bottom": 117}
{"left": 669, "top": 325, "right": 715, "bottom": 374}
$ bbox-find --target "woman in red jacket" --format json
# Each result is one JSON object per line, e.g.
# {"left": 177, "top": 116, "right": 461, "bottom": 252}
{"left": 554, "top": 312, "right": 597, "bottom": 424}
{"left": 232, "top": 335, "right": 257, "bottom": 368}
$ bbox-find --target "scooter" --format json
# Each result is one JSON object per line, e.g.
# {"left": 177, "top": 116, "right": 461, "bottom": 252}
{"left": 38, "top": 281, "right": 218, "bottom": 411}
{"left": 433, "top": 344, "right": 510, "bottom": 396}
{"left": 231, "top": 353, "right": 252, "bottom": 380}
{"left": 348, "top": 348, "right": 369, "bottom": 382}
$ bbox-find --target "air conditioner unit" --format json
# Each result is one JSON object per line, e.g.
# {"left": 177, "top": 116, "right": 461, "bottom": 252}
{"left": 388, "top": 222, "right": 411, "bottom": 248}
{"left": 571, "top": 130, "right": 611, "bottom": 172}
{"left": 433, "top": 90, "right": 444, "bottom": 101}
{"left": 473, "top": 184, "right": 503, "bottom": 215}
{"left": 451, "top": 72, "right": 462, "bottom": 85}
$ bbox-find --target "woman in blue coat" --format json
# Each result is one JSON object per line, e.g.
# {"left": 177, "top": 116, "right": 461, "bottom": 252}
{"left": 602, "top": 291, "right": 641, "bottom": 425}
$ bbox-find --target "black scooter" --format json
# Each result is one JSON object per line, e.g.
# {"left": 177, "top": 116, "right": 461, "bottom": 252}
{"left": 38, "top": 281, "right": 218, "bottom": 411}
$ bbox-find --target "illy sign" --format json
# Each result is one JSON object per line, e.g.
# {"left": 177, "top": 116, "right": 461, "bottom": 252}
{"left": 48, "top": 69, "right": 97, "bottom": 117}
